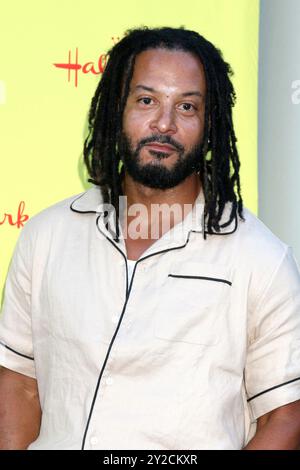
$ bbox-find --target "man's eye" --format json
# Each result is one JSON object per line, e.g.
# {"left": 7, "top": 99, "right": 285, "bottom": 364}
{"left": 179, "top": 103, "right": 196, "bottom": 111}
{"left": 138, "top": 97, "right": 153, "bottom": 105}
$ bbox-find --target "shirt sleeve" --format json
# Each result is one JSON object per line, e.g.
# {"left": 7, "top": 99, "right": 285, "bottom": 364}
{"left": 0, "top": 225, "right": 36, "bottom": 378}
{"left": 245, "top": 246, "right": 300, "bottom": 420}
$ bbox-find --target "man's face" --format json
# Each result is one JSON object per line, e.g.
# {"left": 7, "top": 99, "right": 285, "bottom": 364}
{"left": 121, "top": 48, "right": 206, "bottom": 189}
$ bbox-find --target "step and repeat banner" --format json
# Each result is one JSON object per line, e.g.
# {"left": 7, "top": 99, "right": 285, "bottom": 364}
{"left": 0, "top": 0, "right": 259, "bottom": 301}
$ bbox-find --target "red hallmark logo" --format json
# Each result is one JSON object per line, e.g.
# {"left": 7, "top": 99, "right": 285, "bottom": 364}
{"left": 0, "top": 201, "right": 29, "bottom": 229}
{"left": 53, "top": 38, "right": 120, "bottom": 87}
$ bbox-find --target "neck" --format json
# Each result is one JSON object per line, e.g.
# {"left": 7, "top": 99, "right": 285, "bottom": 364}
{"left": 122, "top": 172, "right": 201, "bottom": 208}
{"left": 120, "top": 172, "right": 202, "bottom": 240}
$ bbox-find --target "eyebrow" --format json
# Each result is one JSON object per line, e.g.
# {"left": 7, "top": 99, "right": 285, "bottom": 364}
{"left": 133, "top": 85, "right": 203, "bottom": 98}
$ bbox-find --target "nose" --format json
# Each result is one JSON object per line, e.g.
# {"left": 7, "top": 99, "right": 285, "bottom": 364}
{"left": 149, "top": 103, "right": 177, "bottom": 135}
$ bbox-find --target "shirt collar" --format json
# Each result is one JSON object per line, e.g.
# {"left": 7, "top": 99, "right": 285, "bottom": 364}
{"left": 69, "top": 185, "right": 237, "bottom": 238}
{"left": 70, "top": 186, "right": 104, "bottom": 214}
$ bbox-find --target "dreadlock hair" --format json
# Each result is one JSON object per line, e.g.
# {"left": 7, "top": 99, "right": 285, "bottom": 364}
{"left": 83, "top": 26, "right": 244, "bottom": 241}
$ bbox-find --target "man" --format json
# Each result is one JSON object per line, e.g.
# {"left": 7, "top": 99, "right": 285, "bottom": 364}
{"left": 0, "top": 27, "right": 300, "bottom": 450}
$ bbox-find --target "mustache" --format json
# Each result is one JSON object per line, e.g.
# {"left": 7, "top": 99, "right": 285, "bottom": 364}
{"left": 136, "top": 134, "right": 185, "bottom": 153}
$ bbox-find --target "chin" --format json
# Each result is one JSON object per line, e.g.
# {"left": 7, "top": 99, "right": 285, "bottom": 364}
{"left": 144, "top": 152, "right": 178, "bottom": 166}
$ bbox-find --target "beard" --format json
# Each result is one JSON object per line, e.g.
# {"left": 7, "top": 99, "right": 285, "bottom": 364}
{"left": 119, "top": 132, "right": 203, "bottom": 190}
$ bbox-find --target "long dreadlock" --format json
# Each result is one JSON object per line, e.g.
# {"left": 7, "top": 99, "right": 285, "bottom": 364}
{"left": 83, "top": 26, "right": 244, "bottom": 241}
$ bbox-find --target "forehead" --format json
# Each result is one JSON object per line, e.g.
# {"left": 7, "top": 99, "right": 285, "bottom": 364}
{"left": 130, "top": 48, "right": 206, "bottom": 93}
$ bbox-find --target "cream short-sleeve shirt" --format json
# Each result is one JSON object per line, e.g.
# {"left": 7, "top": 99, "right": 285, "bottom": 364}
{"left": 0, "top": 186, "right": 300, "bottom": 450}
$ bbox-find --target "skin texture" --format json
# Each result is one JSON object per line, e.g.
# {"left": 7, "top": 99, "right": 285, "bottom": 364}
{"left": 0, "top": 366, "right": 41, "bottom": 449}
{"left": 0, "top": 48, "right": 299, "bottom": 450}
{"left": 244, "top": 400, "right": 300, "bottom": 450}
{"left": 122, "top": 49, "right": 205, "bottom": 260}
{"left": 122, "top": 49, "right": 206, "bottom": 171}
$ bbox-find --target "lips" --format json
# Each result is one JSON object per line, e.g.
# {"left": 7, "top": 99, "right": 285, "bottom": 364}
{"left": 144, "top": 143, "right": 176, "bottom": 153}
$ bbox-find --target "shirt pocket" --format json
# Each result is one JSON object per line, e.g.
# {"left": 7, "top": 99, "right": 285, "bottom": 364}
{"left": 154, "top": 261, "right": 232, "bottom": 346}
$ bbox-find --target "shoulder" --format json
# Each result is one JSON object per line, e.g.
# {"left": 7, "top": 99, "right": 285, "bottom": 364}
{"left": 17, "top": 186, "right": 103, "bottom": 248}
{"left": 236, "top": 207, "right": 299, "bottom": 311}
{"left": 237, "top": 207, "right": 288, "bottom": 266}
{"left": 23, "top": 187, "right": 102, "bottom": 231}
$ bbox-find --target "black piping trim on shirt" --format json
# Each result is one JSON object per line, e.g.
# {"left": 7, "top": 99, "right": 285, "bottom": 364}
{"left": 247, "top": 376, "right": 300, "bottom": 402}
{"left": 69, "top": 195, "right": 239, "bottom": 237}
{"left": 81, "top": 218, "right": 193, "bottom": 450}
{"left": 168, "top": 274, "right": 232, "bottom": 286}
{"left": 70, "top": 192, "right": 99, "bottom": 215}
{"left": 0, "top": 340, "right": 34, "bottom": 361}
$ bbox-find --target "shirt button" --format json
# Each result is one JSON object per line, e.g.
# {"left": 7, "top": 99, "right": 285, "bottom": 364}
{"left": 90, "top": 436, "right": 98, "bottom": 446}
{"left": 106, "top": 377, "right": 114, "bottom": 386}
